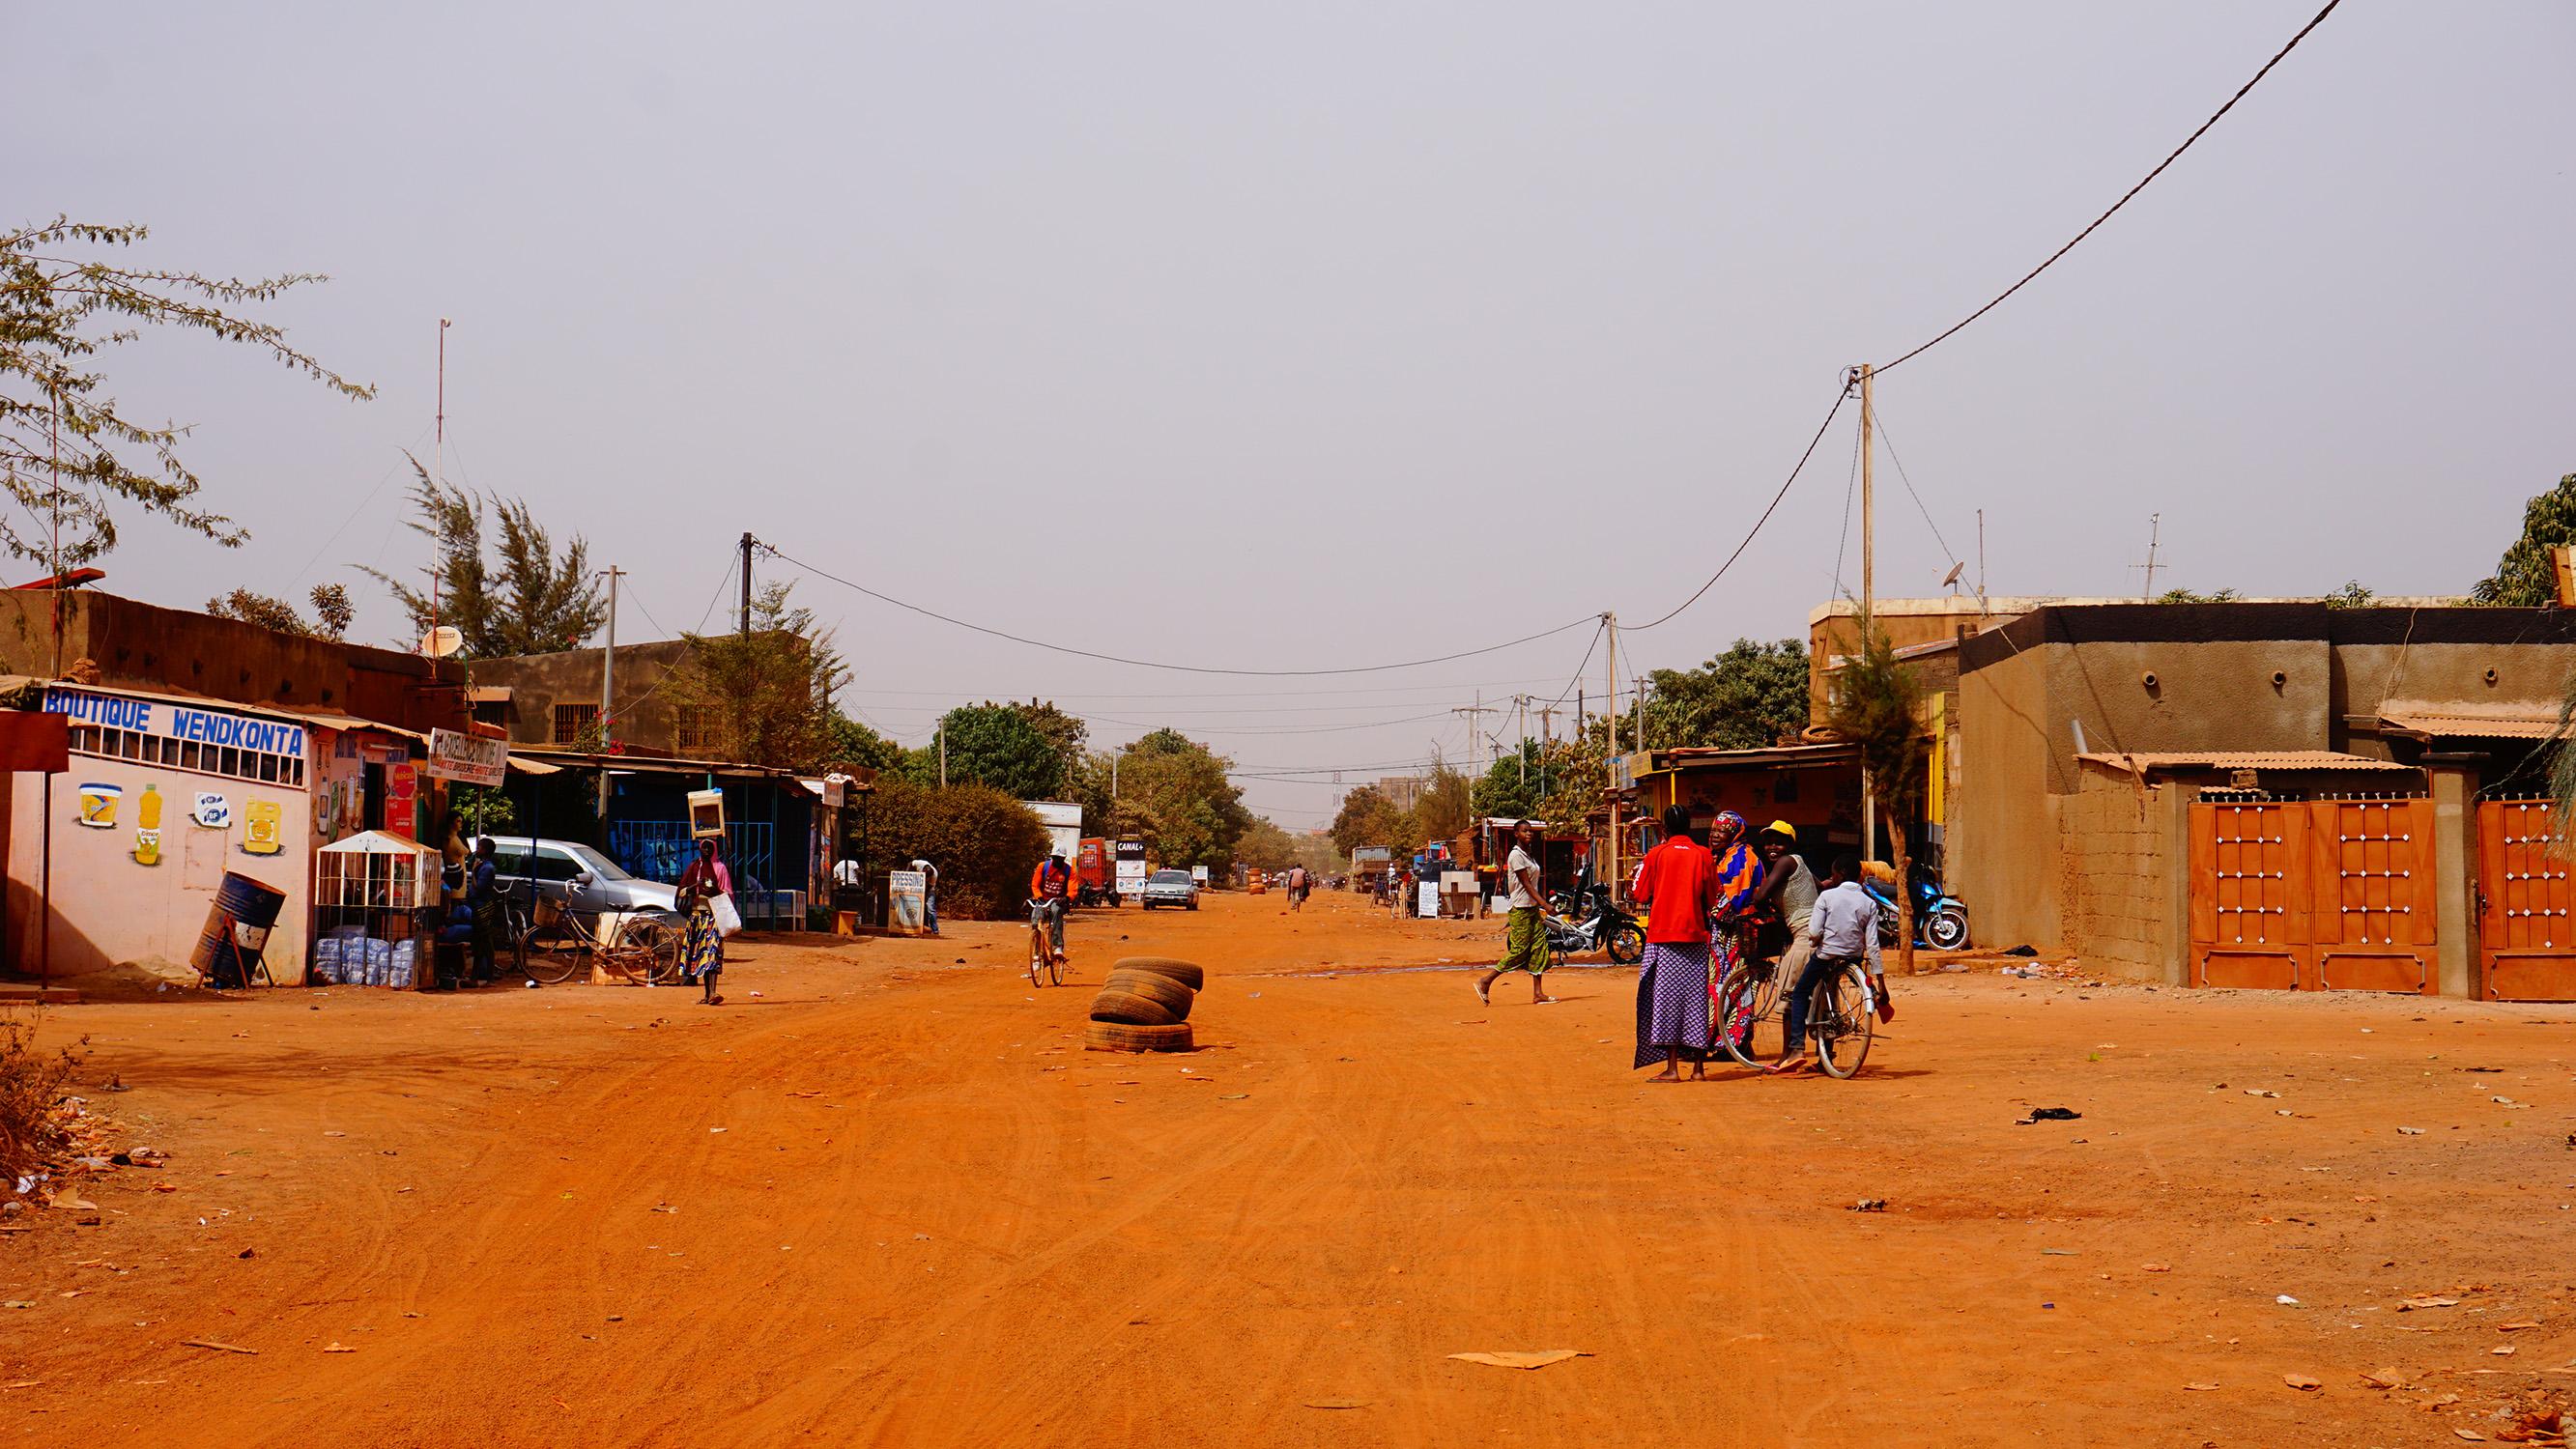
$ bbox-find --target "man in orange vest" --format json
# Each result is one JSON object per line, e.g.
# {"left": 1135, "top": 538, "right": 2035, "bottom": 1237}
{"left": 1029, "top": 850, "right": 1075, "bottom": 963}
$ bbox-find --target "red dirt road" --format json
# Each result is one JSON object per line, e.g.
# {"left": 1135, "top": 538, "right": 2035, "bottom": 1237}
{"left": 8, "top": 889, "right": 2575, "bottom": 1446}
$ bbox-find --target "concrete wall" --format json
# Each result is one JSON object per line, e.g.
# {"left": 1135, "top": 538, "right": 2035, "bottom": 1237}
{"left": 469, "top": 640, "right": 696, "bottom": 752}
{"left": 0, "top": 590, "right": 466, "bottom": 729}
{"left": 2057, "top": 769, "right": 2180, "bottom": 981}
{"left": 1953, "top": 639, "right": 2062, "bottom": 951}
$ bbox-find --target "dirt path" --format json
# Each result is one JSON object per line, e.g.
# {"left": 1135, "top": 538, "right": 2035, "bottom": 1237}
{"left": 7, "top": 889, "right": 2574, "bottom": 1445}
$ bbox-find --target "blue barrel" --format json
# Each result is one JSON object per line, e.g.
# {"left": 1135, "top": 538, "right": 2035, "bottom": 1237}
{"left": 193, "top": 872, "right": 288, "bottom": 986}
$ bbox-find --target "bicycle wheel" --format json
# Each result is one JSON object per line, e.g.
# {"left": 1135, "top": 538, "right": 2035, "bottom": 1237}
{"left": 1717, "top": 960, "right": 1786, "bottom": 1068}
{"left": 1045, "top": 948, "right": 1064, "bottom": 987}
{"left": 620, "top": 919, "right": 681, "bottom": 983}
{"left": 1028, "top": 925, "right": 1047, "bottom": 988}
{"left": 523, "top": 922, "right": 587, "bottom": 985}
{"left": 1817, "top": 963, "right": 1876, "bottom": 1079}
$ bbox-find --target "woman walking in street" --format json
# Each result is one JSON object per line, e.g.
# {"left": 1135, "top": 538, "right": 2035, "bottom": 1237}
{"left": 677, "top": 837, "right": 733, "bottom": 1006}
{"left": 1632, "top": 805, "right": 1722, "bottom": 1079}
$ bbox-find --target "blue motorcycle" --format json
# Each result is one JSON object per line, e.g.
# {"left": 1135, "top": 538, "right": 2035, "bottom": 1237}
{"left": 1864, "top": 872, "right": 1971, "bottom": 952}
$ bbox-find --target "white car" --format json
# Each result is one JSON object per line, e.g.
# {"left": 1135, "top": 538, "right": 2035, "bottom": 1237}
{"left": 1140, "top": 868, "right": 1200, "bottom": 910}
{"left": 485, "top": 837, "right": 681, "bottom": 921}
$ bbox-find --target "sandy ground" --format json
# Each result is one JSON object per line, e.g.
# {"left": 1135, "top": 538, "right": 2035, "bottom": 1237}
{"left": 6, "top": 888, "right": 2576, "bottom": 1446}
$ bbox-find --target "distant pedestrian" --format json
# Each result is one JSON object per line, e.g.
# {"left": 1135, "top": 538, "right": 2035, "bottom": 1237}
{"left": 1475, "top": 824, "right": 1555, "bottom": 1006}
{"left": 678, "top": 838, "right": 733, "bottom": 1006}
{"left": 1632, "top": 805, "right": 1720, "bottom": 1079}
{"left": 910, "top": 857, "right": 940, "bottom": 935}
{"left": 1286, "top": 864, "right": 1308, "bottom": 909}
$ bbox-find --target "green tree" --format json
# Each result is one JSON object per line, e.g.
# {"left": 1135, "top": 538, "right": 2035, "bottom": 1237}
{"left": 1411, "top": 759, "right": 1474, "bottom": 846}
{"left": 1641, "top": 639, "right": 1813, "bottom": 749}
{"left": 924, "top": 703, "right": 1067, "bottom": 800}
{"left": 1330, "top": 783, "right": 1417, "bottom": 857}
{"left": 205, "top": 583, "right": 353, "bottom": 639}
{"left": 661, "top": 582, "right": 849, "bottom": 771}
{"left": 2154, "top": 586, "right": 2242, "bottom": 604}
{"left": 1469, "top": 739, "right": 1548, "bottom": 821}
{"left": 2, "top": 217, "right": 371, "bottom": 567}
{"left": 1114, "top": 728, "right": 1251, "bottom": 872}
{"left": 363, "top": 456, "right": 607, "bottom": 658}
{"left": 2476, "top": 472, "right": 2576, "bottom": 607}
{"left": 824, "top": 711, "right": 905, "bottom": 774}
{"left": 1010, "top": 700, "right": 1089, "bottom": 786}
{"left": 1823, "top": 625, "right": 1929, "bottom": 973}
{"left": 2323, "top": 580, "right": 2377, "bottom": 609}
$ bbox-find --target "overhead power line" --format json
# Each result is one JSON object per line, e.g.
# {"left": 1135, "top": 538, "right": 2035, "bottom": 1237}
{"left": 1875, "top": 0, "right": 2343, "bottom": 375}
{"left": 1626, "top": 388, "right": 1848, "bottom": 633}
{"left": 760, "top": 542, "right": 1594, "bottom": 677}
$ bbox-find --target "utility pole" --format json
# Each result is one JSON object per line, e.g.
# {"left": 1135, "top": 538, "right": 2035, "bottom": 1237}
{"left": 1634, "top": 675, "right": 1647, "bottom": 753}
{"left": 1853, "top": 362, "right": 1877, "bottom": 865}
{"left": 428, "top": 318, "right": 449, "bottom": 655}
{"left": 597, "top": 565, "right": 622, "bottom": 813}
{"left": 1977, "top": 507, "right": 1989, "bottom": 617}
{"left": 938, "top": 723, "right": 947, "bottom": 788}
{"left": 1603, "top": 611, "right": 1620, "bottom": 898}
{"left": 738, "top": 532, "right": 756, "bottom": 637}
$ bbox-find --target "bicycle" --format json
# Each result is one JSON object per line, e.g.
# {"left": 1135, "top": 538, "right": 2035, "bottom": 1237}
{"left": 1724, "top": 951, "right": 1875, "bottom": 1077}
{"left": 520, "top": 889, "right": 681, "bottom": 986}
{"left": 1026, "top": 897, "right": 1066, "bottom": 987}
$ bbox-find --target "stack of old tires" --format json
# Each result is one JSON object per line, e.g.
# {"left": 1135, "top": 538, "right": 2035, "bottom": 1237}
{"left": 1086, "top": 956, "right": 1203, "bottom": 1052}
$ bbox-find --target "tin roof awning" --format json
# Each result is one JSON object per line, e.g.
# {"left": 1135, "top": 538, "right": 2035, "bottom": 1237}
{"left": 506, "top": 754, "right": 564, "bottom": 776}
{"left": 2376, "top": 704, "right": 2562, "bottom": 741}
{"left": 2077, "top": 751, "right": 2419, "bottom": 776}
{"left": 1633, "top": 742, "right": 1862, "bottom": 775}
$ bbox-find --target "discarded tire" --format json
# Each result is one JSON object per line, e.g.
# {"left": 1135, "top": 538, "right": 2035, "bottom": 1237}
{"left": 1086, "top": 1021, "right": 1193, "bottom": 1053}
{"left": 1088, "top": 988, "right": 1180, "bottom": 1027}
{"left": 1113, "top": 956, "right": 1204, "bottom": 991}
{"left": 1102, "top": 969, "right": 1194, "bottom": 1020}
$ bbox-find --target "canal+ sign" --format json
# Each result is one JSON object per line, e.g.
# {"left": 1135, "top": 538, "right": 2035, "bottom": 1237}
{"left": 44, "top": 688, "right": 308, "bottom": 762}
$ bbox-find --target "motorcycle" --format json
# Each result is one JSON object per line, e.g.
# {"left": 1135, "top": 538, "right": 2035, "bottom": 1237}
{"left": 1863, "top": 872, "right": 1971, "bottom": 952}
{"left": 1542, "top": 884, "right": 1646, "bottom": 965}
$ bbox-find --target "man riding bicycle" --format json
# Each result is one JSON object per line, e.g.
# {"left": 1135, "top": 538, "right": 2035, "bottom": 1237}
{"left": 1029, "top": 850, "right": 1075, "bottom": 963}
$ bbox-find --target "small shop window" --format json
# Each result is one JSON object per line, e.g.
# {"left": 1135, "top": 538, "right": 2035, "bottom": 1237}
{"left": 554, "top": 703, "right": 599, "bottom": 745}
{"left": 676, "top": 707, "right": 714, "bottom": 752}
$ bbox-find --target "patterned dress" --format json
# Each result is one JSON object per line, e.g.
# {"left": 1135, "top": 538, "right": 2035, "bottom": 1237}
{"left": 1705, "top": 828, "right": 1765, "bottom": 1042}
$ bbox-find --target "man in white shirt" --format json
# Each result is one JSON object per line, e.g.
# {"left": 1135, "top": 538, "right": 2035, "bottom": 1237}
{"left": 910, "top": 857, "right": 939, "bottom": 936}
{"left": 1474, "top": 824, "right": 1556, "bottom": 1006}
{"left": 1778, "top": 854, "right": 1895, "bottom": 1073}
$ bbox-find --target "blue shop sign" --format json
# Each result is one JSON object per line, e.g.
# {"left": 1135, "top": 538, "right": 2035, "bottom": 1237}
{"left": 44, "top": 688, "right": 307, "bottom": 763}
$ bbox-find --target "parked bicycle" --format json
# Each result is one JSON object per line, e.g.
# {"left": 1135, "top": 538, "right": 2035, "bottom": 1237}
{"left": 516, "top": 875, "right": 682, "bottom": 985}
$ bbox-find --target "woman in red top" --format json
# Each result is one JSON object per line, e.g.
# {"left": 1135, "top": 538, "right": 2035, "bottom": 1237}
{"left": 1631, "top": 804, "right": 1722, "bottom": 1079}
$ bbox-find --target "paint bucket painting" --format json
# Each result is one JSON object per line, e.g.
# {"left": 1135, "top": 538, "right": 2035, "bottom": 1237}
{"left": 77, "top": 782, "right": 121, "bottom": 828}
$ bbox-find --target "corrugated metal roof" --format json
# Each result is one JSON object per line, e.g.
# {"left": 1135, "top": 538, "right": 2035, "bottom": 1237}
{"left": 2076, "top": 751, "right": 2417, "bottom": 774}
{"left": 2378, "top": 709, "right": 2562, "bottom": 740}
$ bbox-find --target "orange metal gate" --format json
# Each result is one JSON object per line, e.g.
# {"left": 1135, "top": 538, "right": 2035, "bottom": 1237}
{"left": 2476, "top": 799, "right": 2576, "bottom": 1002}
{"left": 2189, "top": 797, "right": 2436, "bottom": 992}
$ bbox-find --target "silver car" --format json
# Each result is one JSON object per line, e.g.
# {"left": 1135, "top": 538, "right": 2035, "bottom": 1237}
{"left": 484, "top": 837, "right": 680, "bottom": 922}
{"left": 1141, "top": 868, "right": 1199, "bottom": 911}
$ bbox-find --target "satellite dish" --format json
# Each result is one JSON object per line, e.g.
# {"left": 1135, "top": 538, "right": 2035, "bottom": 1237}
{"left": 1940, "top": 561, "right": 1965, "bottom": 591}
{"left": 421, "top": 626, "right": 463, "bottom": 658}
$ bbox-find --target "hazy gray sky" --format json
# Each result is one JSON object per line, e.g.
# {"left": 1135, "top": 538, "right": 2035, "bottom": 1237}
{"left": 19, "top": 2, "right": 2573, "bottom": 826}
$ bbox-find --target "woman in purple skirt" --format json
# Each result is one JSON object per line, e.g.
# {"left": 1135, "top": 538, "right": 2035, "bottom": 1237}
{"left": 1632, "top": 804, "right": 1722, "bottom": 1079}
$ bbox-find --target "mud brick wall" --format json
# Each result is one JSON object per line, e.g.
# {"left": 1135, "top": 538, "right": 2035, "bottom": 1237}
{"left": 2058, "top": 774, "right": 2177, "bottom": 980}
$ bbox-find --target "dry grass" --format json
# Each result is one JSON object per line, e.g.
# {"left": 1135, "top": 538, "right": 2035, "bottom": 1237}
{"left": 0, "top": 1009, "right": 87, "bottom": 1181}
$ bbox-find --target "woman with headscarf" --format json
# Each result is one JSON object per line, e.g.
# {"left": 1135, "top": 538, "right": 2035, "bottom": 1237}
{"left": 1704, "top": 810, "right": 1765, "bottom": 1056}
{"left": 676, "top": 837, "right": 732, "bottom": 1006}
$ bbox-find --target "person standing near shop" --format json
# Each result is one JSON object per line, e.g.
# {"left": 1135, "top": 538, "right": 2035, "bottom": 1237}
{"left": 1475, "top": 823, "right": 1555, "bottom": 1006}
{"left": 466, "top": 837, "right": 503, "bottom": 988}
{"left": 910, "top": 856, "right": 940, "bottom": 936}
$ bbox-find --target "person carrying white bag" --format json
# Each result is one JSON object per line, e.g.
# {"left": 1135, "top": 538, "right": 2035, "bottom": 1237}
{"left": 677, "top": 837, "right": 737, "bottom": 1006}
